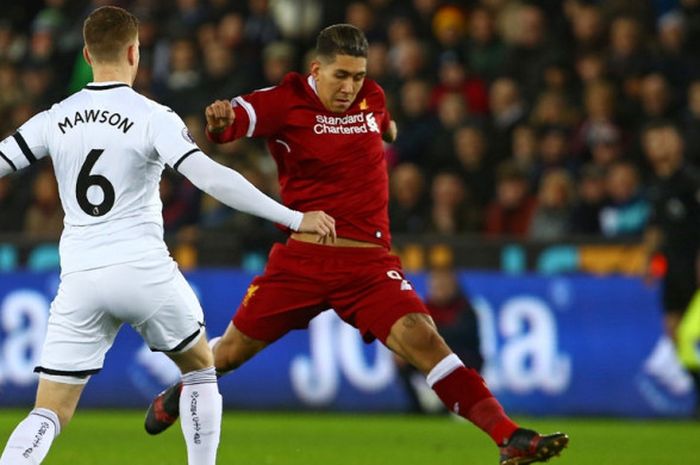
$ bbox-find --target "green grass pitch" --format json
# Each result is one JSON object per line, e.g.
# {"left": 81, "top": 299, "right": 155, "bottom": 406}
{"left": 1, "top": 410, "right": 698, "bottom": 465}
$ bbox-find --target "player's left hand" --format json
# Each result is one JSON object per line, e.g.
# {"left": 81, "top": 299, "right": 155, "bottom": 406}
{"left": 299, "top": 211, "right": 336, "bottom": 243}
{"left": 382, "top": 120, "right": 397, "bottom": 143}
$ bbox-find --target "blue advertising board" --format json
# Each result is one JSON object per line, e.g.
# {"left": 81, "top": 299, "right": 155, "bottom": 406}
{"left": 0, "top": 270, "right": 695, "bottom": 416}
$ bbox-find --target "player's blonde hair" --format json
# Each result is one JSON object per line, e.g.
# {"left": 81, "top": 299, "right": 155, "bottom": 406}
{"left": 83, "top": 6, "right": 139, "bottom": 64}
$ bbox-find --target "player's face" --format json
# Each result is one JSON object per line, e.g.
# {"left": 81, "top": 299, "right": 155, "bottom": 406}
{"left": 312, "top": 54, "right": 367, "bottom": 113}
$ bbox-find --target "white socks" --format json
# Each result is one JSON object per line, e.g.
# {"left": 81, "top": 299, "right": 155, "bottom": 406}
{"left": 426, "top": 353, "right": 464, "bottom": 388}
{"left": 180, "top": 366, "right": 222, "bottom": 465}
{"left": 0, "top": 408, "right": 60, "bottom": 465}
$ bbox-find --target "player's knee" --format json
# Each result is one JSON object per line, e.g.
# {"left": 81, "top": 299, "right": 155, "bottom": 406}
{"left": 399, "top": 316, "right": 445, "bottom": 353}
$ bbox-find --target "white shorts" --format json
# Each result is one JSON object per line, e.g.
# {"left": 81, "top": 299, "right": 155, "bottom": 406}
{"left": 35, "top": 257, "right": 204, "bottom": 377}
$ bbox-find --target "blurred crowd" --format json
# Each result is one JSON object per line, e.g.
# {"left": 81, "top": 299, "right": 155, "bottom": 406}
{"left": 2, "top": 0, "right": 700, "bottom": 250}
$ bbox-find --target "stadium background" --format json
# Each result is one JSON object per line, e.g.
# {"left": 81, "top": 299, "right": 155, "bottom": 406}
{"left": 1, "top": 0, "right": 700, "bottom": 463}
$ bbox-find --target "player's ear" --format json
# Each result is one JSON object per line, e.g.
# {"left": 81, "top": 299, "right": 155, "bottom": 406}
{"left": 127, "top": 43, "right": 137, "bottom": 66}
{"left": 83, "top": 46, "right": 92, "bottom": 66}
{"left": 310, "top": 60, "right": 321, "bottom": 80}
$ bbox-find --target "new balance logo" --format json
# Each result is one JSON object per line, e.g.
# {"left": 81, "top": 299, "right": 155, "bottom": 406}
{"left": 387, "top": 270, "right": 413, "bottom": 291}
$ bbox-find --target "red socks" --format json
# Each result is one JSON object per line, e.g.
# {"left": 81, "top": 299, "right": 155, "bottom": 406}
{"left": 430, "top": 357, "right": 519, "bottom": 445}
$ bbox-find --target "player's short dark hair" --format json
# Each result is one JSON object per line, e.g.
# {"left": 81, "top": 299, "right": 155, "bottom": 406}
{"left": 316, "top": 24, "right": 369, "bottom": 61}
{"left": 83, "top": 6, "right": 139, "bottom": 63}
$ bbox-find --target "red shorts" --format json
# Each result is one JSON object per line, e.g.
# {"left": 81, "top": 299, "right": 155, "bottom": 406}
{"left": 232, "top": 239, "right": 429, "bottom": 344}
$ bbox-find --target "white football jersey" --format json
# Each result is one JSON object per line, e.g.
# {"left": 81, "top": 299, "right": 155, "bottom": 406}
{"left": 0, "top": 81, "right": 203, "bottom": 274}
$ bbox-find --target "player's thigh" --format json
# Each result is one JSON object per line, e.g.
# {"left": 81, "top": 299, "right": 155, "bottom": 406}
{"left": 37, "top": 271, "right": 121, "bottom": 377}
{"left": 331, "top": 252, "right": 430, "bottom": 344}
{"left": 232, "top": 268, "right": 329, "bottom": 343}
{"left": 103, "top": 260, "right": 206, "bottom": 353}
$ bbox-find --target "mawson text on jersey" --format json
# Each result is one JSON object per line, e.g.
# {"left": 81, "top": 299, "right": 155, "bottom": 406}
{"left": 58, "top": 109, "right": 134, "bottom": 134}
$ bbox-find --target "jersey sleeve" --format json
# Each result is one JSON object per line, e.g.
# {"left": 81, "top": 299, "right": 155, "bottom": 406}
{"left": 148, "top": 107, "right": 202, "bottom": 169}
{"left": 206, "top": 85, "right": 287, "bottom": 143}
{"left": 0, "top": 111, "right": 50, "bottom": 176}
{"left": 376, "top": 85, "right": 392, "bottom": 134}
{"left": 177, "top": 151, "right": 303, "bottom": 231}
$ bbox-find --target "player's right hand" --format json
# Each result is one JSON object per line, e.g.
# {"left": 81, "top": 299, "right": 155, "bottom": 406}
{"left": 205, "top": 99, "right": 235, "bottom": 133}
{"left": 299, "top": 211, "right": 336, "bottom": 243}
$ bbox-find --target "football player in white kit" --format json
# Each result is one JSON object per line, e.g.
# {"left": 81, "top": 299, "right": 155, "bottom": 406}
{"left": 0, "top": 6, "right": 335, "bottom": 465}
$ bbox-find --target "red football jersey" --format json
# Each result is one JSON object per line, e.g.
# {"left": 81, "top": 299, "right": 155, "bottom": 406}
{"left": 208, "top": 72, "right": 393, "bottom": 248}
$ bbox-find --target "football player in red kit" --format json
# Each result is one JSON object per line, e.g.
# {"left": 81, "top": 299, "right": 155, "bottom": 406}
{"left": 146, "top": 24, "right": 568, "bottom": 465}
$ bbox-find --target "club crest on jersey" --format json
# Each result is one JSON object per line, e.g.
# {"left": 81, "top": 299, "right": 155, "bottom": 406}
{"left": 242, "top": 284, "right": 259, "bottom": 306}
{"left": 359, "top": 98, "right": 368, "bottom": 110}
{"left": 366, "top": 113, "right": 379, "bottom": 133}
{"left": 181, "top": 127, "right": 195, "bottom": 144}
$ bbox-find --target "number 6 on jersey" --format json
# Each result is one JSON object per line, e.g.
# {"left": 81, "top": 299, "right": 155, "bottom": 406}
{"left": 76, "top": 148, "right": 115, "bottom": 216}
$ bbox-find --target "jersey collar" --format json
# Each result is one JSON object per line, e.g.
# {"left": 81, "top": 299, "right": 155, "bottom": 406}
{"left": 306, "top": 75, "right": 318, "bottom": 95}
{"left": 85, "top": 81, "right": 130, "bottom": 90}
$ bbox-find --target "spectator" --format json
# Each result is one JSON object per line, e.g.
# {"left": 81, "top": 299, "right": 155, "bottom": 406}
{"left": 511, "top": 123, "right": 538, "bottom": 181}
{"left": 632, "top": 72, "right": 677, "bottom": 130}
{"left": 502, "top": 3, "right": 556, "bottom": 101}
{"left": 163, "top": 37, "right": 204, "bottom": 114}
{"left": 160, "top": 169, "right": 201, "bottom": 235}
{"left": 529, "top": 169, "right": 575, "bottom": 240}
{"left": 574, "top": 51, "right": 608, "bottom": 87}
{"left": 394, "top": 267, "right": 483, "bottom": 413}
{"left": 642, "top": 119, "right": 700, "bottom": 414}
{"left": 529, "top": 90, "right": 579, "bottom": 131}
{"left": 429, "top": 50, "right": 489, "bottom": 116}
{"left": 607, "top": 16, "right": 651, "bottom": 84}
{"left": 388, "top": 163, "right": 429, "bottom": 234}
{"left": 431, "top": 4, "right": 468, "bottom": 56}
{"left": 532, "top": 125, "right": 578, "bottom": 187}
{"left": 261, "top": 41, "right": 296, "bottom": 86}
{"left": 453, "top": 124, "right": 494, "bottom": 207}
{"left": 23, "top": 168, "right": 63, "bottom": 240}
{"left": 484, "top": 162, "right": 537, "bottom": 237}
{"left": 571, "top": 164, "right": 607, "bottom": 235}
{"left": 572, "top": 80, "right": 622, "bottom": 159}
{"left": 426, "top": 92, "right": 467, "bottom": 174}
{"left": 202, "top": 40, "right": 251, "bottom": 99}
{"left": 429, "top": 172, "right": 481, "bottom": 234}
{"left": 682, "top": 80, "right": 700, "bottom": 167}
{"left": 394, "top": 79, "right": 439, "bottom": 166}
{"left": 588, "top": 122, "right": 624, "bottom": 169}
{"left": 567, "top": 1, "right": 605, "bottom": 54}
{"left": 488, "top": 77, "right": 527, "bottom": 160}
{"left": 653, "top": 10, "right": 694, "bottom": 99}
{"left": 388, "top": 38, "right": 428, "bottom": 82}
{"left": 464, "top": 5, "right": 507, "bottom": 83}
{"left": 0, "top": 176, "right": 26, "bottom": 233}
{"left": 244, "top": 0, "right": 280, "bottom": 51}
{"left": 599, "top": 161, "right": 649, "bottom": 237}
